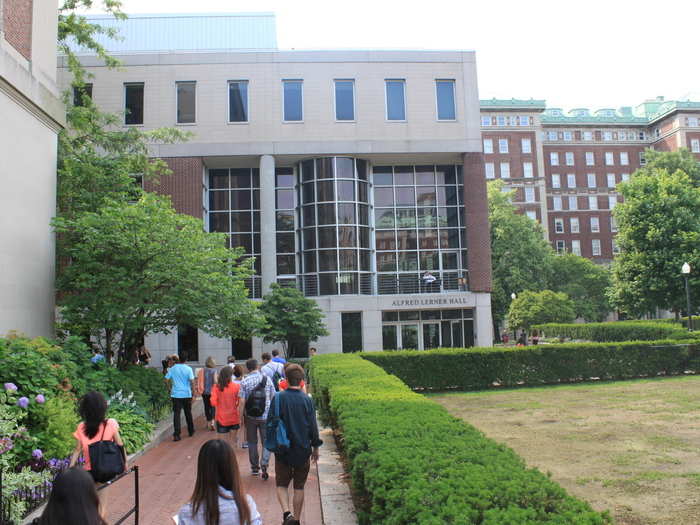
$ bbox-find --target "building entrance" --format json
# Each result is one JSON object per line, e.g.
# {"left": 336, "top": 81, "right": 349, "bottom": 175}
{"left": 381, "top": 308, "right": 474, "bottom": 350}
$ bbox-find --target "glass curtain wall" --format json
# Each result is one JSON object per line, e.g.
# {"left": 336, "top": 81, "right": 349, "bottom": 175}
{"left": 381, "top": 309, "right": 474, "bottom": 350}
{"left": 276, "top": 167, "right": 297, "bottom": 287}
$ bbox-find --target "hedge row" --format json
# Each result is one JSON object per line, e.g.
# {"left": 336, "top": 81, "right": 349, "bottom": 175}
{"left": 531, "top": 321, "right": 690, "bottom": 342}
{"left": 310, "top": 354, "right": 610, "bottom": 524}
{"left": 360, "top": 340, "right": 700, "bottom": 391}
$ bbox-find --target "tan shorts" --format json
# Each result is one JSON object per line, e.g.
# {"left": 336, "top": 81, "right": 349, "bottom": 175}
{"left": 275, "top": 458, "right": 310, "bottom": 489}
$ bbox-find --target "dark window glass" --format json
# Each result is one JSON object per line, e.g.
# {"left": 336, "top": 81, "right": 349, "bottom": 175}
{"left": 396, "top": 208, "right": 416, "bottom": 228}
{"left": 252, "top": 190, "right": 260, "bottom": 209}
{"left": 358, "top": 204, "right": 369, "bottom": 225}
{"left": 276, "top": 189, "right": 294, "bottom": 209}
{"left": 302, "top": 183, "right": 315, "bottom": 204}
{"left": 336, "top": 157, "right": 354, "bottom": 178}
{"left": 283, "top": 80, "right": 303, "bottom": 121}
{"left": 230, "top": 234, "right": 252, "bottom": 253}
{"left": 335, "top": 81, "right": 355, "bottom": 121}
{"left": 385, "top": 80, "right": 406, "bottom": 120}
{"left": 418, "top": 208, "right": 437, "bottom": 227}
{"left": 397, "top": 230, "right": 417, "bottom": 250}
{"left": 176, "top": 81, "right": 196, "bottom": 124}
{"left": 442, "top": 309, "right": 461, "bottom": 319}
{"left": 318, "top": 250, "right": 337, "bottom": 271}
{"left": 302, "top": 229, "right": 316, "bottom": 250}
{"left": 416, "top": 166, "right": 435, "bottom": 185}
{"left": 209, "top": 191, "right": 229, "bottom": 210}
{"left": 253, "top": 211, "right": 260, "bottom": 230}
{"left": 209, "top": 212, "right": 229, "bottom": 233}
{"left": 317, "top": 181, "right": 335, "bottom": 202}
{"left": 228, "top": 81, "right": 248, "bottom": 122}
{"left": 356, "top": 159, "right": 368, "bottom": 180}
{"left": 339, "top": 250, "right": 357, "bottom": 270}
{"left": 276, "top": 168, "right": 294, "bottom": 187}
{"left": 302, "top": 205, "right": 315, "bottom": 227}
{"left": 456, "top": 165, "right": 464, "bottom": 185}
{"left": 416, "top": 187, "right": 437, "bottom": 206}
{"left": 359, "top": 250, "right": 370, "bottom": 270}
{"left": 318, "top": 204, "right": 336, "bottom": 225}
{"left": 358, "top": 181, "right": 368, "bottom": 202}
{"left": 421, "top": 310, "right": 441, "bottom": 320}
{"left": 375, "top": 208, "right": 395, "bottom": 229}
{"left": 231, "top": 212, "right": 252, "bottom": 232}
{"left": 440, "top": 186, "right": 457, "bottom": 206}
{"left": 124, "top": 83, "right": 144, "bottom": 125}
{"left": 375, "top": 231, "right": 396, "bottom": 250}
{"left": 232, "top": 337, "right": 252, "bottom": 360}
{"left": 339, "top": 274, "right": 358, "bottom": 295}
{"left": 253, "top": 233, "right": 261, "bottom": 252}
{"left": 231, "top": 190, "right": 251, "bottom": 210}
{"left": 374, "top": 188, "right": 394, "bottom": 207}
{"left": 399, "top": 310, "right": 420, "bottom": 321}
{"left": 458, "top": 187, "right": 464, "bottom": 205}
{"left": 276, "top": 211, "right": 295, "bottom": 231}
{"left": 337, "top": 203, "right": 356, "bottom": 224}
{"left": 442, "top": 252, "right": 458, "bottom": 270}
{"left": 382, "top": 311, "right": 399, "bottom": 322}
{"left": 360, "top": 273, "right": 372, "bottom": 294}
{"left": 395, "top": 166, "right": 414, "bottom": 185}
{"left": 399, "top": 274, "right": 419, "bottom": 294}
{"left": 437, "top": 165, "right": 456, "bottom": 185}
{"left": 319, "top": 274, "right": 338, "bottom": 295}
{"left": 277, "top": 255, "right": 296, "bottom": 275}
{"left": 358, "top": 227, "right": 370, "bottom": 248}
{"left": 73, "top": 83, "right": 92, "bottom": 107}
{"left": 210, "top": 169, "right": 229, "bottom": 189}
{"left": 338, "top": 226, "right": 357, "bottom": 247}
{"left": 178, "top": 324, "right": 198, "bottom": 362}
{"left": 436, "top": 80, "right": 456, "bottom": 120}
{"left": 396, "top": 187, "right": 415, "bottom": 206}
{"left": 378, "top": 275, "right": 398, "bottom": 295}
{"left": 303, "top": 252, "right": 317, "bottom": 272}
{"left": 398, "top": 251, "right": 418, "bottom": 271}
{"left": 230, "top": 169, "right": 251, "bottom": 188}
{"left": 443, "top": 229, "right": 459, "bottom": 248}
{"left": 276, "top": 232, "right": 295, "bottom": 253}
{"left": 373, "top": 167, "right": 393, "bottom": 185}
{"left": 301, "top": 160, "right": 315, "bottom": 182}
{"left": 338, "top": 180, "right": 355, "bottom": 201}
{"left": 318, "top": 227, "right": 337, "bottom": 248}
{"left": 419, "top": 229, "right": 439, "bottom": 249}
{"left": 420, "top": 251, "right": 439, "bottom": 270}
{"left": 316, "top": 158, "right": 334, "bottom": 179}
{"left": 446, "top": 207, "right": 460, "bottom": 227}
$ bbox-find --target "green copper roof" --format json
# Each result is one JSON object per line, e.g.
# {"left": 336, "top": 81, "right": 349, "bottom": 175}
{"left": 480, "top": 98, "right": 546, "bottom": 109}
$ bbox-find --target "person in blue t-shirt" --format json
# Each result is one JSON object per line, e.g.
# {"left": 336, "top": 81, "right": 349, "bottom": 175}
{"left": 165, "top": 354, "right": 196, "bottom": 441}
{"left": 271, "top": 349, "right": 286, "bottom": 365}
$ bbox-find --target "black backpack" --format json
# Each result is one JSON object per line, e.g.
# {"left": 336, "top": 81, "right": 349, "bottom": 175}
{"left": 88, "top": 421, "right": 125, "bottom": 483}
{"left": 245, "top": 376, "right": 268, "bottom": 418}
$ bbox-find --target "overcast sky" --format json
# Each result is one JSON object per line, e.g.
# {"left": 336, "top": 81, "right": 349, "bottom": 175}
{"left": 83, "top": 0, "right": 700, "bottom": 110}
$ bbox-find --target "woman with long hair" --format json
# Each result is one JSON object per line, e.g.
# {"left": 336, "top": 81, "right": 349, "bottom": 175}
{"left": 177, "top": 439, "right": 261, "bottom": 525}
{"left": 34, "top": 467, "right": 106, "bottom": 525}
{"left": 210, "top": 366, "right": 241, "bottom": 447}
{"left": 197, "top": 356, "right": 218, "bottom": 431}
{"left": 69, "top": 391, "right": 124, "bottom": 480}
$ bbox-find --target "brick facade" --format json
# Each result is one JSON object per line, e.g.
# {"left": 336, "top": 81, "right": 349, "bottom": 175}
{"left": 3, "top": 0, "right": 33, "bottom": 60}
{"left": 144, "top": 157, "right": 204, "bottom": 218}
{"left": 463, "top": 152, "right": 492, "bottom": 292}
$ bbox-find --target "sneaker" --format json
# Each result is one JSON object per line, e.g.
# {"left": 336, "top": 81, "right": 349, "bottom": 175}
{"left": 241, "top": 442, "right": 249, "bottom": 449}
{"left": 173, "top": 435, "right": 181, "bottom": 442}
{"left": 282, "top": 513, "right": 295, "bottom": 525}
{"left": 261, "top": 466, "right": 269, "bottom": 480}
{"left": 251, "top": 468, "right": 260, "bottom": 476}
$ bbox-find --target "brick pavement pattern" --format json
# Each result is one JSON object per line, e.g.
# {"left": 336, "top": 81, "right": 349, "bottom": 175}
{"left": 101, "top": 415, "right": 323, "bottom": 525}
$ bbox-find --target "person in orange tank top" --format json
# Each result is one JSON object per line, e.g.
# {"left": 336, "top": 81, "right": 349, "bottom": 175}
{"left": 210, "top": 366, "right": 242, "bottom": 447}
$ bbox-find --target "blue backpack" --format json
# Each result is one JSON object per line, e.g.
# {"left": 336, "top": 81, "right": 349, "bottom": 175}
{"left": 265, "top": 394, "right": 290, "bottom": 454}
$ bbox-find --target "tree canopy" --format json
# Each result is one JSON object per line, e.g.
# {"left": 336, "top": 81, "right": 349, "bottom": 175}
{"left": 507, "top": 290, "right": 576, "bottom": 331}
{"left": 549, "top": 254, "right": 611, "bottom": 322}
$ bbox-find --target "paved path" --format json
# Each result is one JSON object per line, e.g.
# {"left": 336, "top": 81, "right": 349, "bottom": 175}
{"left": 101, "top": 415, "right": 323, "bottom": 525}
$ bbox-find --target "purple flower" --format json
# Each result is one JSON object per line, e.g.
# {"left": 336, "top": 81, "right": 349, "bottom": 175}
{"left": 4, "top": 383, "right": 17, "bottom": 391}
{"left": 35, "top": 394, "right": 45, "bottom": 404}
{"left": 32, "top": 449, "right": 43, "bottom": 459}
{"left": 16, "top": 397, "right": 29, "bottom": 408}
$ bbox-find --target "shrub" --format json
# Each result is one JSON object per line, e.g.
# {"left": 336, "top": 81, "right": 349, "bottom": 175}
{"left": 107, "top": 404, "right": 153, "bottom": 455}
{"left": 532, "top": 321, "right": 689, "bottom": 342}
{"left": 360, "top": 340, "right": 700, "bottom": 391}
{"left": 33, "top": 395, "right": 80, "bottom": 460}
{"left": 310, "top": 354, "right": 611, "bottom": 524}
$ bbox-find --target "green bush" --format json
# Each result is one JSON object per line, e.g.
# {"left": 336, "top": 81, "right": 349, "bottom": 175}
{"left": 361, "top": 340, "right": 700, "bottom": 391}
{"left": 532, "top": 321, "right": 690, "bottom": 342}
{"left": 108, "top": 404, "right": 153, "bottom": 454}
{"left": 310, "top": 354, "right": 611, "bottom": 524}
{"left": 34, "top": 395, "right": 80, "bottom": 459}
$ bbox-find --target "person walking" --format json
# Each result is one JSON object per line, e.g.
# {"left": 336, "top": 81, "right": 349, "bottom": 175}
{"left": 227, "top": 356, "right": 237, "bottom": 369}
{"left": 239, "top": 359, "right": 276, "bottom": 479}
{"left": 33, "top": 467, "right": 107, "bottom": 525}
{"left": 232, "top": 365, "right": 247, "bottom": 449}
{"left": 269, "top": 364, "right": 322, "bottom": 525}
{"left": 278, "top": 363, "right": 307, "bottom": 394}
{"left": 176, "top": 439, "right": 262, "bottom": 525}
{"left": 69, "top": 391, "right": 125, "bottom": 481}
{"left": 165, "top": 354, "right": 196, "bottom": 441}
{"left": 271, "top": 350, "right": 286, "bottom": 365}
{"left": 261, "top": 352, "right": 285, "bottom": 390}
{"left": 211, "top": 366, "right": 241, "bottom": 447}
{"left": 197, "top": 357, "right": 218, "bottom": 431}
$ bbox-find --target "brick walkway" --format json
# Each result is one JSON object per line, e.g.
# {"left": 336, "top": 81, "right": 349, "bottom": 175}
{"left": 100, "top": 415, "right": 323, "bottom": 525}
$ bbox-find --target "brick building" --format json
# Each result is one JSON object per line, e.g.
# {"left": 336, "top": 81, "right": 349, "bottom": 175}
{"left": 480, "top": 97, "right": 700, "bottom": 263}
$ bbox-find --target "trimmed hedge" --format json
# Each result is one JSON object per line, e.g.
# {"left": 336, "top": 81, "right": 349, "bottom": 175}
{"left": 310, "top": 354, "right": 610, "bottom": 524}
{"left": 532, "top": 321, "right": 690, "bottom": 342}
{"left": 361, "top": 341, "right": 700, "bottom": 391}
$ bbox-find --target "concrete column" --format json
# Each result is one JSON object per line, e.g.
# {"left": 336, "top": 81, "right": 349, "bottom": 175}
{"left": 260, "top": 155, "right": 276, "bottom": 294}
{"left": 474, "top": 294, "right": 494, "bottom": 347}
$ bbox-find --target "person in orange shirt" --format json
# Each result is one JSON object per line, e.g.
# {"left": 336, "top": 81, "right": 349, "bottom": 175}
{"left": 210, "top": 366, "right": 242, "bottom": 448}
{"left": 278, "top": 363, "right": 307, "bottom": 393}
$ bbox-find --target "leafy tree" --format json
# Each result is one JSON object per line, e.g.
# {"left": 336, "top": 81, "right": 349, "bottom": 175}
{"left": 507, "top": 290, "right": 576, "bottom": 331}
{"left": 636, "top": 148, "right": 700, "bottom": 185}
{"left": 259, "top": 284, "right": 329, "bottom": 358}
{"left": 609, "top": 164, "right": 700, "bottom": 317}
{"left": 548, "top": 254, "right": 611, "bottom": 321}
{"left": 488, "top": 180, "right": 555, "bottom": 327}
{"left": 54, "top": 195, "right": 262, "bottom": 362}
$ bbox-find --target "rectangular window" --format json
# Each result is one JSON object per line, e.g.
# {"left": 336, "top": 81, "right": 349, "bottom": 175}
{"left": 341, "top": 312, "right": 363, "bottom": 353}
{"left": 570, "top": 217, "right": 579, "bottom": 233}
{"left": 587, "top": 173, "right": 597, "bottom": 188}
{"left": 283, "top": 80, "right": 303, "bottom": 121}
{"left": 526, "top": 210, "right": 537, "bottom": 221}
{"left": 583, "top": 131, "right": 593, "bottom": 141}
{"left": 519, "top": 115, "right": 530, "bottom": 126}
{"left": 603, "top": 131, "right": 613, "bottom": 141}
{"left": 554, "top": 217, "right": 564, "bottom": 233}
{"left": 572, "top": 240, "right": 581, "bottom": 256}
{"left": 588, "top": 196, "right": 598, "bottom": 210}
{"left": 334, "top": 79, "right": 355, "bottom": 121}
{"left": 551, "top": 174, "right": 561, "bottom": 188}
{"left": 612, "top": 240, "right": 620, "bottom": 255}
{"left": 500, "top": 162, "right": 510, "bottom": 178}
{"left": 569, "top": 196, "right": 578, "bottom": 210}
{"left": 611, "top": 216, "right": 618, "bottom": 232}
{"left": 228, "top": 80, "right": 249, "bottom": 122}
{"left": 496, "top": 115, "right": 506, "bottom": 126}
{"left": 592, "top": 239, "right": 601, "bottom": 256}
{"left": 608, "top": 195, "right": 617, "bottom": 209}
{"left": 124, "top": 82, "right": 144, "bottom": 125}
{"left": 481, "top": 116, "right": 491, "bottom": 126}
{"left": 563, "top": 131, "right": 573, "bottom": 141}
{"left": 521, "top": 138, "right": 532, "bottom": 153}
{"left": 523, "top": 162, "right": 533, "bottom": 178}
{"left": 607, "top": 173, "right": 616, "bottom": 188}
{"left": 547, "top": 131, "right": 558, "bottom": 141}
{"left": 435, "top": 80, "right": 456, "bottom": 120}
{"left": 692, "top": 139, "right": 700, "bottom": 153}
{"left": 524, "top": 187, "right": 535, "bottom": 203}
{"left": 550, "top": 152, "right": 559, "bottom": 165}
{"left": 585, "top": 151, "right": 595, "bottom": 165}
{"left": 176, "top": 81, "right": 196, "bottom": 124}
{"left": 73, "top": 83, "right": 92, "bottom": 107}
{"left": 483, "top": 139, "right": 493, "bottom": 154}
{"left": 621, "top": 173, "right": 630, "bottom": 182}
{"left": 639, "top": 131, "right": 646, "bottom": 140}
{"left": 385, "top": 79, "right": 406, "bottom": 121}
{"left": 567, "top": 173, "right": 576, "bottom": 188}
{"left": 688, "top": 117, "right": 699, "bottom": 127}
{"left": 639, "top": 152, "right": 646, "bottom": 165}
{"left": 498, "top": 138, "right": 509, "bottom": 153}
{"left": 590, "top": 217, "right": 600, "bottom": 233}
{"left": 565, "top": 152, "right": 575, "bottom": 166}
{"left": 605, "top": 152, "right": 614, "bottom": 165}
{"left": 485, "top": 163, "right": 495, "bottom": 179}
{"left": 553, "top": 196, "right": 562, "bottom": 210}
{"left": 556, "top": 240, "right": 565, "bottom": 254}
{"left": 620, "top": 151, "right": 629, "bottom": 165}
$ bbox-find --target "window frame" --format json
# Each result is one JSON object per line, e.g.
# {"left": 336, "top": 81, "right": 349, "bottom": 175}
{"left": 175, "top": 80, "right": 197, "bottom": 125}
{"left": 435, "top": 79, "right": 457, "bottom": 121}
{"left": 551, "top": 174, "right": 561, "bottom": 188}
{"left": 498, "top": 138, "right": 509, "bottom": 154}
{"left": 483, "top": 139, "right": 493, "bottom": 154}
{"left": 124, "top": 82, "right": 145, "bottom": 126}
{"left": 333, "top": 78, "right": 356, "bottom": 122}
{"left": 523, "top": 162, "right": 533, "bottom": 178}
{"left": 521, "top": 138, "right": 532, "bottom": 154}
{"left": 282, "top": 79, "right": 304, "bottom": 123}
{"left": 227, "top": 80, "right": 249, "bottom": 124}
{"left": 385, "top": 79, "right": 407, "bottom": 122}
{"left": 570, "top": 217, "right": 579, "bottom": 233}
{"left": 524, "top": 186, "right": 535, "bottom": 203}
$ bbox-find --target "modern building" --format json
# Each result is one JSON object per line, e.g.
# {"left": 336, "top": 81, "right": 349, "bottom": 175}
{"left": 0, "top": 0, "right": 64, "bottom": 337}
{"left": 480, "top": 97, "right": 700, "bottom": 263}
{"left": 58, "top": 13, "right": 493, "bottom": 364}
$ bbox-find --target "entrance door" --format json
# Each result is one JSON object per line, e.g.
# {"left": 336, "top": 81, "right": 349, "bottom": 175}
{"left": 400, "top": 325, "right": 419, "bottom": 350}
{"left": 451, "top": 321, "right": 464, "bottom": 348}
{"left": 422, "top": 322, "right": 440, "bottom": 349}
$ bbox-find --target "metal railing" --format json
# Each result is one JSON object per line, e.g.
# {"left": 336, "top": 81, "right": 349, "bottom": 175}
{"left": 98, "top": 466, "right": 140, "bottom": 525}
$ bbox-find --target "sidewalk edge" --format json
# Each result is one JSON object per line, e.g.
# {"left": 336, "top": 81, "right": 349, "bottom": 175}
{"left": 316, "top": 423, "right": 358, "bottom": 525}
